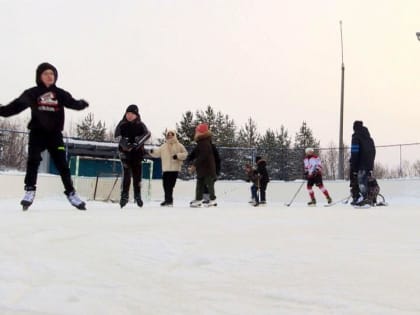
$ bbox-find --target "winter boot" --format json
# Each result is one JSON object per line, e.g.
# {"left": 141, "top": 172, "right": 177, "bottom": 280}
{"left": 21, "top": 189, "right": 36, "bottom": 211}
{"left": 160, "top": 201, "right": 173, "bottom": 207}
{"left": 307, "top": 198, "right": 316, "bottom": 206}
{"left": 120, "top": 192, "right": 129, "bottom": 208}
{"left": 327, "top": 196, "right": 332, "bottom": 204}
{"left": 135, "top": 194, "right": 143, "bottom": 207}
{"left": 65, "top": 191, "right": 86, "bottom": 210}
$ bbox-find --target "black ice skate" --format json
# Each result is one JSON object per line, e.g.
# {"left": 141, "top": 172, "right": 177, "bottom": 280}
{"left": 135, "top": 195, "right": 143, "bottom": 207}
{"left": 120, "top": 193, "right": 129, "bottom": 209}
{"left": 307, "top": 198, "right": 316, "bottom": 206}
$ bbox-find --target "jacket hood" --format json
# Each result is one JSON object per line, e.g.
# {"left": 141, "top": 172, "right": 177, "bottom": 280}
{"left": 36, "top": 62, "right": 58, "bottom": 87}
{"left": 166, "top": 129, "right": 178, "bottom": 144}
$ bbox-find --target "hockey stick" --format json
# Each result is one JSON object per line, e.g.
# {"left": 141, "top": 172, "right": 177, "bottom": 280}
{"left": 324, "top": 195, "right": 351, "bottom": 207}
{"left": 105, "top": 174, "right": 120, "bottom": 202}
{"left": 285, "top": 181, "right": 305, "bottom": 207}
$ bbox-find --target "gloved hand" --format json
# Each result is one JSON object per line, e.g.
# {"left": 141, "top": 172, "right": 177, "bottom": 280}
{"left": 119, "top": 137, "right": 131, "bottom": 151}
{"left": 79, "top": 99, "right": 89, "bottom": 108}
{"left": 172, "top": 154, "right": 178, "bottom": 160}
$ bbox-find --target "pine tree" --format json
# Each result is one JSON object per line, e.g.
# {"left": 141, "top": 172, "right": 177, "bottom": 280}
{"left": 76, "top": 113, "right": 106, "bottom": 141}
{"left": 237, "top": 117, "right": 259, "bottom": 148}
{"left": 176, "top": 111, "right": 195, "bottom": 146}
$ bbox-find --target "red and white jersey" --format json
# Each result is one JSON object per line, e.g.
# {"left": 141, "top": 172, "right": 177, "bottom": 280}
{"left": 304, "top": 154, "right": 323, "bottom": 175}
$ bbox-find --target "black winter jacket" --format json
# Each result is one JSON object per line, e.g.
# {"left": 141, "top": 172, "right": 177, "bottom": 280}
{"left": 0, "top": 86, "right": 88, "bottom": 132}
{"left": 256, "top": 159, "right": 270, "bottom": 185}
{"left": 114, "top": 117, "right": 150, "bottom": 154}
{"left": 350, "top": 125, "right": 376, "bottom": 172}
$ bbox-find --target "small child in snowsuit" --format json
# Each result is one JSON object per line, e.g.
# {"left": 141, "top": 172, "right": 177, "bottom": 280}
{"left": 0, "top": 62, "right": 88, "bottom": 210}
{"left": 255, "top": 156, "right": 269, "bottom": 204}
{"left": 303, "top": 148, "right": 332, "bottom": 206}
{"left": 245, "top": 163, "right": 260, "bottom": 206}
{"left": 114, "top": 104, "right": 151, "bottom": 208}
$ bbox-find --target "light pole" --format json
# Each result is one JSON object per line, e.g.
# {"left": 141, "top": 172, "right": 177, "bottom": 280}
{"left": 338, "top": 21, "right": 345, "bottom": 179}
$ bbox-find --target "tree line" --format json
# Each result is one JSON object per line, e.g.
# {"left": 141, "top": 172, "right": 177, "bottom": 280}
{"left": 1, "top": 105, "right": 419, "bottom": 179}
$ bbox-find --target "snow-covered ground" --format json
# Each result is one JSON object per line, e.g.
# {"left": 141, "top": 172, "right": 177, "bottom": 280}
{"left": 1, "top": 173, "right": 420, "bottom": 315}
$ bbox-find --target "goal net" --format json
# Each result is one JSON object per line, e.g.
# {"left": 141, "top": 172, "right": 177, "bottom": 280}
{"left": 70, "top": 156, "right": 154, "bottom": 202}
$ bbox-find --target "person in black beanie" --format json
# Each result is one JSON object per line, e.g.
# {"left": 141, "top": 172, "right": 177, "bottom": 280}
{"left": 255, "top": 156, "right": 270, "bottom": 204}
{"left": 114, "top": 104, "right": 151, "bottom": 208}
{"left": 0, "top": 62, "right": 89, "bottom": 210}
{"left": 350, "top": 120, "right": 376, "bottom": 206}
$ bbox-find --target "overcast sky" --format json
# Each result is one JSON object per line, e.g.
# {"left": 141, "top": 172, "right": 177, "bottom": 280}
{"left": 1, "top": 0, "right": 420, "bottom": 148}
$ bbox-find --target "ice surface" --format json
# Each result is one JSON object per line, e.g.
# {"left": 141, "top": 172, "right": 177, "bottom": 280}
{"left": 1, "top": 173, "right": 420, "bottom": 315}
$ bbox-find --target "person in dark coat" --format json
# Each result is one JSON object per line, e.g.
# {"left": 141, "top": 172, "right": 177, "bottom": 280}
{"left": 255, "top": 156, "right": 270, "bottom": 204}
{"left": 188, "top": 123, "right": 217, "bottom": 207}
{"left": 350, "top": 120, "right": 376, "bottom": 206}
{"left": 0, "top": 62, "right": 89, "bottom": 210}
{"left": 114, "top": 104, "right": 151, "bottom": 208}
{"left": 187, "top": 139, "right": 220, "bottom": 203}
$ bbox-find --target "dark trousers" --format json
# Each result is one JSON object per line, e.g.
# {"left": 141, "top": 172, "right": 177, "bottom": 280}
{"left": 162, "top": 171, "right": 178, "bottom": 203}
{"left": 120, "top": 153, "right": 142, "bottom": 197}
{"left": 259, "top": 181, "right": 268, "bottom": 202}
{"left": 195, "top": 176, "right": 216, "bottom": 201}
{"left": 25, "top": 130, "right": 74, "bottom": 193}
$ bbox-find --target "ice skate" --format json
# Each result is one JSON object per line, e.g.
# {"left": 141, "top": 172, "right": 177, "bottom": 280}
{"left": 135, "top": 195, "right": 143, "bottom": 207}
{"left": 120, "top": 192, "right": 129, "bottom": 209}
{"left": 204, "top": 199, "right": 217, "bottom": 207}
{"left": 66, "top": 191, "right": 86, "bottom": 210}
{"left": 307, "top": 198, "right": 316, "bottom": 206}
{"left": 327, "top": 196, "right": 332, "bottom": 204}
{"left": 190, "top": 200, "right": 202, "bottom": 208}
{"left": 21, "top": 190, "right": 35, "bottom": 211}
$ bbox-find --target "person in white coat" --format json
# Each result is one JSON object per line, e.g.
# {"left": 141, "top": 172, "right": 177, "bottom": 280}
{"left": 149, "top": 129, "right": 188, "bottom": 206}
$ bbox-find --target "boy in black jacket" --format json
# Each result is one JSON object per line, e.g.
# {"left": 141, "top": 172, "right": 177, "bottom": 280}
{"left": 114, "top": 104, "right": 151, "bottom": 208}
{"left": 255, "top": 156, "right": 270, "bottom": 204}
{"left": 0, "top": 62, "right": 88, "bottom": 210}
{"left": 350, "top": 120, "right": 376, "bottom": 206}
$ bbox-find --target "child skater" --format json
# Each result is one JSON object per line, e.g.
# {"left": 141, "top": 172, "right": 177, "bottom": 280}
{"left": 114, "top": 104, "right": 151, "bottom": 208}
{"left": 303, "top": 147, "right": 332, "bottom": 206}
{"left": 244, "top": 163, "right": 260, "bottom": 206}
{"left": 255, "top": 156, "right": 269, "bottom": 204}
{"left": 149, "top": 129, "right": 188, "bottom": 206}
{"left": 0, "top": 62, "right": 89, "bottom": 210}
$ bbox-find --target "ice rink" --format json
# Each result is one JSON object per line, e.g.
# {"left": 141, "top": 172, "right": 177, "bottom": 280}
{"left": 1, "top": 173, "right": 420, "bottom": 315}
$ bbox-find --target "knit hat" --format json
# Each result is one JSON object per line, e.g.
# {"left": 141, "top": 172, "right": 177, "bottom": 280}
{"left": 305, "top": 148, "right": 314, "bottom": 155}
{"left": 353, "top": 120, "right": 363, "bottom": 131}
{"left": 195, "top": 123, "right": 209, "bottom": 134}
{"left": 126, "top": 104, "right": 139, "bottom": 116}
{"left": 36, "top": 62, "right": 58, "bottom": 86}
{"left": 255, "top": 156, "right": 262, "bottom": 163}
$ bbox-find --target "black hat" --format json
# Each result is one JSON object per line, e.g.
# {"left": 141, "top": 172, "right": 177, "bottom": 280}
{"left": 353, "top": 120, "right": 363, "bottom": 131}
{"left": 36, "top": 62, "right": 58, "bottom": 86}
{"left": 126, "top": 104, "right": 139, "bottom": 116}
{"left": 256, "top": 156, "right": 262, "bottom": 163}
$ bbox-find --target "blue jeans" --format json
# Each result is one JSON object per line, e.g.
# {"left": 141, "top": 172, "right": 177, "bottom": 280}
{"left": 251, "top": 184, "right": 259, "bottom": 203}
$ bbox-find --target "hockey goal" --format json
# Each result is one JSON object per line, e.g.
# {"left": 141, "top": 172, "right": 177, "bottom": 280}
{"left": 70, "top": 156, "right": 154, "bottom": 202}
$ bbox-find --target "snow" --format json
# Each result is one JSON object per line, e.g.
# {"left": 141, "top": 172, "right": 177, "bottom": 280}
{"left": 1, "top": 174, "right": 420, "bottom": 315}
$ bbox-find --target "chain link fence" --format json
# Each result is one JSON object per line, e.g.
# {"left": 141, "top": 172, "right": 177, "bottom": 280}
{"left": 1, "top": 129, "right": 420, "bottom": 180}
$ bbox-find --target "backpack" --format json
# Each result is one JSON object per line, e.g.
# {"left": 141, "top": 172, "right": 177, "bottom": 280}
{"left": 367, "top": 176, "right": 380, "bottom": 204}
